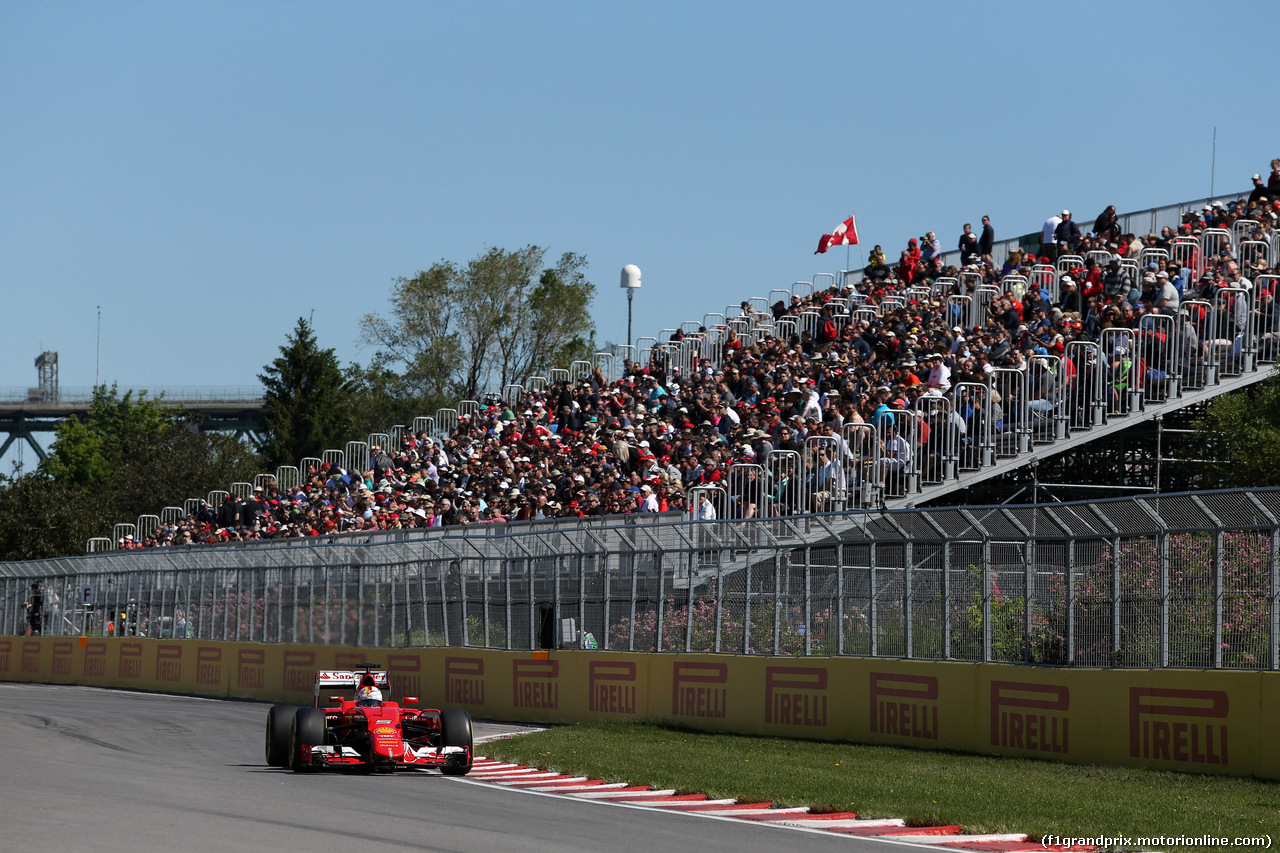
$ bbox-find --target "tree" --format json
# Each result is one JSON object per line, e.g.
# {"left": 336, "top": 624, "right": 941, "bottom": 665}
{"left": 359, "top": 246, "right": 596, "bottom": 402}
{"left": 358, "top": 264, "right": 462, "bottom": 403}
{"left": 0, "top": 384, "right": 263, "bottom": 560}
{"left": 259, "top": 317, "right": 349, "bottom": 469}
{"left": 496, "top": 251, "right": 596, "bottom": 387}
{"left": 40, "top": 385, "right": 172, "bottom": 489}
{"left": 0, "top": 473, "right": 102, "bottom": 562}
{"left": 1193, "top": 371, "right": 1280, "bottom": 488}
{"left": 340, "top": 361, "right": 432, "bottom": 444}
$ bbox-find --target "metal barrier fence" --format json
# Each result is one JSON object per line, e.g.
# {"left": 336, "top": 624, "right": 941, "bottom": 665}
{"left": 12, "top": 488, "right": 1280, "bottom": 670}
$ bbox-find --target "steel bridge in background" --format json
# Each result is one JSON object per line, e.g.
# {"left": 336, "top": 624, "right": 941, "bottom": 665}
{"left": 0, "top": 386, "right": 266, "bottom": 463}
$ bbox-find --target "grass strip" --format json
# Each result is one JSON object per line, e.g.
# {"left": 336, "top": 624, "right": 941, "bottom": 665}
{"left": 481, "top": 722, "right": 1278, "bottom": 850}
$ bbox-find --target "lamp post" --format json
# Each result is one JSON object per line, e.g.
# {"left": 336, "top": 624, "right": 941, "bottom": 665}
{"left": 620, "top": 264, "right": 641, "bottom": 351}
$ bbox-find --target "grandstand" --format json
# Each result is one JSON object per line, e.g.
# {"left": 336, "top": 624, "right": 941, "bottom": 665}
{"left": 88, "top": 186, "right": 1279, "bottom": 555}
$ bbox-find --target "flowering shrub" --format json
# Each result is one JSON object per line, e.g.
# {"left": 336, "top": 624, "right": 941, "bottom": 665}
{"left": 954, "top": 532, "right": 1271, "bottom": 668}
{"left": 156, "top": 532, "right": 1273, "bottom": 669}
{"left": 609, "top": 595, "right": 814, "bottom": 655}
{"left": 1069, "top": 532, "right": 1271, "bottom": 668}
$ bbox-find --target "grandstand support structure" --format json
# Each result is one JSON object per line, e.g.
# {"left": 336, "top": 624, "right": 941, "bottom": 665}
{"left": 65, "top": 186, "right": 1280, "bottom": 551}
{"left": 908, "top": 365, "right": 1275, "bottom": 511}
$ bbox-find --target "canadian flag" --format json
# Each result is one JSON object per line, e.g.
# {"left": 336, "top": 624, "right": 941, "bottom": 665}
{"left": 815, "top": 215, "right": 859, "bottom": 254}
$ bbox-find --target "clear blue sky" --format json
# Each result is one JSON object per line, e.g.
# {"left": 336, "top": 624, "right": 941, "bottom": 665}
{"left": 2, "top": 2, "right": 1275, "bottom": 402}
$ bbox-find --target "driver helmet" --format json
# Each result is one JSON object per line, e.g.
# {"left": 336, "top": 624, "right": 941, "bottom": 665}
{"left": 356, "top": 685, "right": 382, "bottom": 707}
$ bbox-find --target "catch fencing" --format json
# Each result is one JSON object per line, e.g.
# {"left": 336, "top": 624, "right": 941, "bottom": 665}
{"left": 9, "top": 488, "right": 1280, "bottom": 670}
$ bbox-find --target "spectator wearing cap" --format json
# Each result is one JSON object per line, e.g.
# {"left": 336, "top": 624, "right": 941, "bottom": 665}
{"left": 926, "top": 353, "right": 952, "bottom": 392}
{"left": 1058, "top": 276, "right": 1080, "bottom": 317}
{"left": 1139, "top": 272, "right": 1160, "bottom": 308}
{"left": 920, "top": 231, "right": 941, "bottom": 262}
{"left": 1054, "top": 210, "right": 1082, "bottom": 254}
{"left": 1101, "top": 256, "right": 1131, "bottom": 302}
{"left": 1248, "top": 170, "right": 1271, "bottom": 205}
{"left": 746, "top": 428, "right": 774, "bottom": 464}
{"left": 371, "top": 445, "right": 393, "bottom": 483}
{"left": 958, "top": 224, "right": 979, "bottom": 266}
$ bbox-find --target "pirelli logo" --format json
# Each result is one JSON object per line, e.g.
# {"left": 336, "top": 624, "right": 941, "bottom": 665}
{"left": 513, "top": 659, "right": 559, "bottom": 710}
{"left": 283, "top": 651, "right": 315, "bottom": 693}
{"left": 764, "top": 666, "right": 828, "bottom": 727}
{"left": 445, "top": 657, "right": 485, "bottom": 705}
{"left": 990, "top": 681, "right": 1069, "bottom": 754}
{"left": 21, "top": 640, "right": 41, "bottom": 674}
{"left": 1130, "top": 688, "right": 1228, "bottom": 766}
{"left": 672, "top": 662, "right": 727, "bottom": 719}
{"left": 118, "top": 642, "right": 142, "bottom": 679}
{"left": 589, "top": 661, "right": 637, "bottom": 714}
{"left": 197, "top": 647, "right": 223, "bottom": 687}
{"left": 84, "top": 640, "right": 107, "bottom": 677}
{"left": 52, "top": 641, "right": 73, "bottom": 676}
{"left": 869, "top": 672, "right": 939, "bottom": 740}
{"left": 389, "top": 654, "right": 422, "bottom": 700}
{"left": 156, "top": 644, "right": 182, "bottom": 682}
{"left": 236, "top": 649, "right": 262, "bottom": 689}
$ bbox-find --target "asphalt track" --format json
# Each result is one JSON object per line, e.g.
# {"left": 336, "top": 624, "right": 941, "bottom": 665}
{"left": 1, "top": 683, "right": 919, "bottom": 853}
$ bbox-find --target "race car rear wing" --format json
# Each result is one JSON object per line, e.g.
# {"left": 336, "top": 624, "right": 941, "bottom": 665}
{"left": 314, "top": 666, "right": 390, "bottom": 700}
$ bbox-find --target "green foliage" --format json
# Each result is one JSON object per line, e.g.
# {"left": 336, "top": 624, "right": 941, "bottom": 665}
{"left": 37, "top": 417, "right": 110, "bottom": 488}
{"left": 341, "top": 361, "right": 440, "bottom": 442}
{"left": 359, "top": 263, "right": 461, "bottom": 403}
{"left": 0, "top": 385, "right": 261, "bottom": 560}
{"left": 1193, "top": 370, "right": 1280, "bottom": 487}
{"left": 946, "top": 534, "right": 1272, "bottom": 668}
{"left": 0, "top": 473, "right": 103, "bottom": 561}
{"left": 259, "top": 317, "right": 349, "bottom": 468}
{"left": 360, "top": 246, "right": 596, "bottom": 402}
{"left": 39, "top": 385, "right": 171, "bottom": 489}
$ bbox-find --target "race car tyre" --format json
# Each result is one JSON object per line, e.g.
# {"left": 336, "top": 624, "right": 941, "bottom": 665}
{"left": 439, "top": 708, "right": 473, "bottom": 776}
{"left": 290, "top": 707, "right": 327, "bottom": 773}
{"left": 265, "top": 703, "right": 295, "bottom": 767}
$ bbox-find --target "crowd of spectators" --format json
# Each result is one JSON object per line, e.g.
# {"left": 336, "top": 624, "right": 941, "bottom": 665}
{"left": 120, "top": 165, "right": 1280, "bottom": 549}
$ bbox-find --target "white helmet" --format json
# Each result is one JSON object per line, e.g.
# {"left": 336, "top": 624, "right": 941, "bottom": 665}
{"left": 356, "top": 685, "right": 382, "bottom": 707}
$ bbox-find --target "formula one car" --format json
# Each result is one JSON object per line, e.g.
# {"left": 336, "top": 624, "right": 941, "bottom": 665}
{"left": 265, "top": 663, "right": 473, "bottom": 775}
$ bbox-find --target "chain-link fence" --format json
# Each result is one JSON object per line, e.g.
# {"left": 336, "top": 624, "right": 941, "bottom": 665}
{"left": 6, "top": 489, "right": 1279, "bottom": 669}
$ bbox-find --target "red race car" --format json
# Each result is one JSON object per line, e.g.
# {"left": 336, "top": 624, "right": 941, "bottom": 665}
{"left": 265, "top": 663, "right": 473, "bottom": 775}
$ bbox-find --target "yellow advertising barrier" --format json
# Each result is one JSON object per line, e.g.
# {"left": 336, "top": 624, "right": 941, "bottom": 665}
{"left": 4, "top": 637, "right": 1277, "bottom": 779}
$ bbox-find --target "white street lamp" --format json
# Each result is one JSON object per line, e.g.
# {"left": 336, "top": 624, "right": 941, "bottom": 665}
{"left": 620, "top": 264, "right": 641, "bottom": 351}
